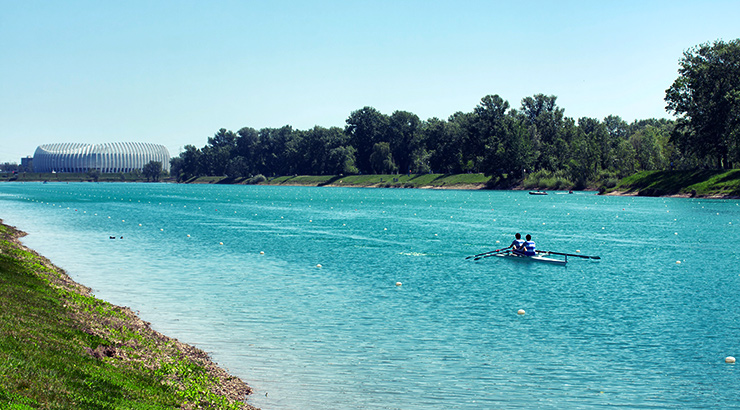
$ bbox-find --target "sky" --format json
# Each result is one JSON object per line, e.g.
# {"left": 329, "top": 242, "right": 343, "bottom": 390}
{"left": 1, "top": 0, "right": 739, "bottom": 163}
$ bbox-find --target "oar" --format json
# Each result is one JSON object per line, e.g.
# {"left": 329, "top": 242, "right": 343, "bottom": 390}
{"left": 474, "top": 249, "right": 513, "bottom": 261}
{"left": 537, "top": 250, "right": 601, "bottom": 260}
{"left": 467, "top": 247, "right": 509, "bottom": 260}
{"left": 477, "top": 250, "right": 512, "bottom": 260}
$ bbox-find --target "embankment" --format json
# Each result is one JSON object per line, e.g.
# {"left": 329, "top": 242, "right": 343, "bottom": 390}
{"left": 0, "top": 220, "right": 257, "bottom": 409}
{"left": 605, "top": 170, "right": 740, "bottom": 199}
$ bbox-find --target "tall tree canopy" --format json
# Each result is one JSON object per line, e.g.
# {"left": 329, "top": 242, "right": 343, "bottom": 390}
{"left": 665, "top": 39, "right": 740, "bottom": 168}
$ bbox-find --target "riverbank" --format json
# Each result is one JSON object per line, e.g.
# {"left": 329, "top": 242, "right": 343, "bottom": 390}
{"left": 6, "top": 169, "right": 740, "bottom": 199}
{"left": 604, "top": 170, "right": 740, "bottom": 199}
{"left": 186, "top": 173, "right": 496, "bottom": 189}
{"left": 0, "top": 220, "right": 257, "bottom": 409}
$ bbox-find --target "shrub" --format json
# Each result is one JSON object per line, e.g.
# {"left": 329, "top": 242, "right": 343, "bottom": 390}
{"left": 246, "top": 174, "right": 266, "bottom": 184}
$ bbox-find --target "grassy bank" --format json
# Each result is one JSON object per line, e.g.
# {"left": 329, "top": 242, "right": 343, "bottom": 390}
{"left": 188, "top": 173, "right": 496, "bottom": 189}
{"left": 0, "top": 221, "right": 255, "bottom": 409}
{"left": 1, "top": 172, "right": 157, "bottom": 183}
{"left": 606, "top": 170, "right": 740, "bottom": 198}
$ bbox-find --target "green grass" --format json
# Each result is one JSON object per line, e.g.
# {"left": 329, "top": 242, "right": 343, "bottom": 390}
{"left": 0, "top": 172, "right": 156, "bottom": 183}
{"left": 610, "top": 170, "right": 740, "bottom": 197}
{"left": 187, "top": 173, "right": 495, "bottom": 188}
{"left": 520, "top": 170, "right": 574, "bottom": 190}
{"left": 0, "top": 222, "right": 252, "bottom": 409}
{"left": 261, "top": 173, "right": 493, "bottom": 188}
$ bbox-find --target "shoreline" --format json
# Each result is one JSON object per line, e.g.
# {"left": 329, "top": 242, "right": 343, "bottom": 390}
{"left": 4, "top": 174, "right": 740, "bottom": 199}
{"left": 603, "top": 189, "right": 740, "bottom": 200}
{"left": 0, "top": 219, "right": 258, "bottom": 409}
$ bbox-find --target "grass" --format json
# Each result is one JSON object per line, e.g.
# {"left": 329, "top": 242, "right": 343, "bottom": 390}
{"left": 0, "top": 222, "right": 254, "bottom": 409}
{"left": 520, "top": 170, "right": 574, "bottom": 190}
{"left": 1, "top": 172, "right": 155, "bottom": 183}
{"left": 609, "top": 170, "right": 740, "bottom": 197}
{"left": 263, "top": 173, "right": 493, "bottom": 188}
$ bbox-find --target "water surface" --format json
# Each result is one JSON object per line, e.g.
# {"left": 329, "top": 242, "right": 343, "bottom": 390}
{"left": 1, "top": 182, "right": 738, "bottom": 409}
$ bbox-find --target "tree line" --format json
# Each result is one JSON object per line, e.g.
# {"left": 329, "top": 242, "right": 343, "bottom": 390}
{"left": 167, "top": 38, "right": 739, "bottom": 187}
{"left": 169, "top": 95, "right": 680, "bottom": 188}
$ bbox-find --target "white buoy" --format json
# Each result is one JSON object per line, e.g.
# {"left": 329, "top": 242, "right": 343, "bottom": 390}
{"left": 260, "top": 251, "right": 264, "bottom": 255}
{"left": 576, "top": 250, "right": 581, "bottom": 253}
{"left": 138, "top": 224, "right": 142, "bottom": 226}
{"left": 517, "top": 309, "right": 526, "bottom": 315}
{"left": 187, "top": 234, "right": 191, "bottom": 237}
{"left": 676, "top": 260, "right": 681, "bottom": 264}
{"left": 726, "top": 356, "right": 736, "bottom": 364}
{"left": 160, "top": 228, "right": 164, "bottom": 231}
{"left": 495, "top": 240, "right": 500, "bottom": 244}
{"left": 219, "top": 242, "right": 224, "bottom": 245}
{"left": 316, "top": 264, "right": 322, "bottom": 268}
{"left": 396, "top": 282, "right": 402, "bottom": 286}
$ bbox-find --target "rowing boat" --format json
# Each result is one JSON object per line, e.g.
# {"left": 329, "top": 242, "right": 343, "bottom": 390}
{"left": 494, "top": 252, "right": 567, "bottom": 265}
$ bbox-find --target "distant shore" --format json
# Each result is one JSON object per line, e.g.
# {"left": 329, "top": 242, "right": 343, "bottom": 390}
{"left": 0, "top": 220, "right": 257, "bottom": 409}
{"left": 4, "top": 169, "right": 740, "bottom": 198}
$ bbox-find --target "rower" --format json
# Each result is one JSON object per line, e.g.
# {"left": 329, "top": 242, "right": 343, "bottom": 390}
{"left": 509, "top": 233, "right": 525, "bottom": 255}
{"left": 523, "top": 234, "right": 537, "bottom": 256}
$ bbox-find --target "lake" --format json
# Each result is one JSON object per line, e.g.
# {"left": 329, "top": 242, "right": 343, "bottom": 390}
{"left": 1, "top": 182, "right": 739, "bottom": 409}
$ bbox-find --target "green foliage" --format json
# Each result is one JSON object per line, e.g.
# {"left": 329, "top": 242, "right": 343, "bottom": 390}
{"left": 246, "top": 174, "right": 266, "bottom": 184}
{"left": 142, "top": 161, "right": 163, "bottom": 182}
{"left": 665, "top": 39, "right": 740, "bottom": 168}
{"left": 610, "top": 170, "right": 740, "bottom": 197}
{"left": 167, "top": 91, "right": 683, "bottom": 188}
{"left": 521, "top": 170, "right": 573, "bottom": 190}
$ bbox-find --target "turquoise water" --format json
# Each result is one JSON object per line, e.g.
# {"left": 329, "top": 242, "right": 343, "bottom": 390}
{"left": 1, "top": 182, "right": 739, "bottom": 409}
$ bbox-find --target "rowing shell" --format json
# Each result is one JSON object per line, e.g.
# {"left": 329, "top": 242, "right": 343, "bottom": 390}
{"left": 494, "top": 252, "right": 567, "bottom": 265}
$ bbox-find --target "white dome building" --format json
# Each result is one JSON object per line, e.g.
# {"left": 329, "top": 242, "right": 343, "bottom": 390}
{"left": 33, "top": 142, "right": 170, "bottom": 173}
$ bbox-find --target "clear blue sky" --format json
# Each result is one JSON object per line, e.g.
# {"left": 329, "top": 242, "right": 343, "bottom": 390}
{"left": 1, "top": 0, "right": 738, "bottom": 163}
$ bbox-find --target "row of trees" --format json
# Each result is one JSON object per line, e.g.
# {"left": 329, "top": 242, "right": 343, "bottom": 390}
{"left": 170, "top": 96, "right": 679, "bottom": 187}
{"left": 168, "top": 39, "right": 739, "bottom": 186}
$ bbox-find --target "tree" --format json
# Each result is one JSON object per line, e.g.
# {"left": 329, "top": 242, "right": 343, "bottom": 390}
{"left": 386, "top": 110, "right": 421, "bottom": 174}
{"left": 327, "top": 146, "right": 358, "bottom": 175}
{"left": 142, "top": 161, "right": 163, "bottom": 182}
{"left": 369, "top": 142, "right": 397, "bottom": 174}
{"left": 178, "top": 145, "right": 202, "bottom": 180}
{"left": 424, "top": 117, "right": 463, "bottom": 174}
{"left": 665, "top": 39, "right": 740, "bottom": 168}
{"left": 345, "top": 107, "right": 389, "bottom": 174}
{"left": 520, "top": 94, "right": 566, "bottom": 171}
{"left": 86, "top": 168, "right": 100, "bottom": 182}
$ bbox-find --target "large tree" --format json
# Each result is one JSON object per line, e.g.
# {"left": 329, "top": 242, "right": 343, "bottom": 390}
{"left": 519, "top": 94, "right": 566, "bottom": 171}
{"left": 345, "top": 107, "right": 389, "bottom": 174}
{"left": 665, "top": 39, "right": 740, "bottom": 168}
{"left": 142, "top": 161, "right": 163, "bottom": 182}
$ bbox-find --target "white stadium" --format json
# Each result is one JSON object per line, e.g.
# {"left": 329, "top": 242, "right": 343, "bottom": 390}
{"left": 33, "top": 142, "right": 170, "bottom": 173}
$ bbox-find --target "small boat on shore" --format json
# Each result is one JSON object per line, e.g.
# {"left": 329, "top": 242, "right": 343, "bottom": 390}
{"left": 529, "top": 190, "right": 548, "bottom": 195}
{"left": 494, "top": 252, "right": 567, "bottom": 265}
